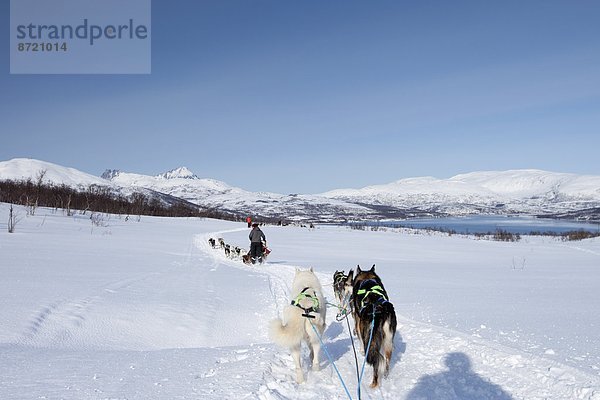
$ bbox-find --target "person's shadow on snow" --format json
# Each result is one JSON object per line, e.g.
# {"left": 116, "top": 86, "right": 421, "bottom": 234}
{"left": 407, "top": 352, "right": 513, "bottom": 400}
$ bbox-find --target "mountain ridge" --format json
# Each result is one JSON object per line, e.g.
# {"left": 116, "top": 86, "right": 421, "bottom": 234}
{"left": 1, "top": 158, "right": 599, "bottom": 221}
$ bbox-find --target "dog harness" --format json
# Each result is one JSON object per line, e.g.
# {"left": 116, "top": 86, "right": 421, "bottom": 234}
{"left": 356, "top": 279, "right": 389, "bottom": 313}
{"left": 291, "top": 287, "right": 320, "bottom": 319}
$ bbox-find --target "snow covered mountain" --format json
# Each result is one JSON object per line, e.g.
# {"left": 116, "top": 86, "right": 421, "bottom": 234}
{"left": 0, "top": 158, "right": 113, "bottom": 188}
{"left": 102, "top": 167, "right": 372, "bottom": 221}
{"left": 322, "top": 170, "right": 600, "bottom": 218}
{"left": 2, "top": 158, "right": 600, "bottom": 221}
{"left": 0, "top": 158, "right": 199, "bottom": 210}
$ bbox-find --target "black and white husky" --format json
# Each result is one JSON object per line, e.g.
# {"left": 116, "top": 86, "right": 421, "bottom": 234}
{"left": 269, "top": 268, "right": 326, "bottom": 383}
{"left": 333, "top": 270, "right": 348, "bottom": 304}
{"left": 332, "top": 270, "right": 353, "bottom": 320}
{"left": 349, "top": 264, "right": 397, "bottom": 388}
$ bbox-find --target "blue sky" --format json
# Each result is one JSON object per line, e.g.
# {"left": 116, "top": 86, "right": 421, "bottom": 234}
{"left": 2, "top": 1, "right": 600, "bottom": 193}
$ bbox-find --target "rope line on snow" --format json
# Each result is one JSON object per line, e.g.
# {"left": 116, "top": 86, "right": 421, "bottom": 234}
{"left": 308, "top": 318, "right": 354, "bottom": 400}
{"left": 357, "top": 306, "right": 376, "bottom": 400}
{"left": 345, "top": 315, "right": 361, "bottom": 397}
{"left": 316, "top": 300, "right": 377, "bottom": 400}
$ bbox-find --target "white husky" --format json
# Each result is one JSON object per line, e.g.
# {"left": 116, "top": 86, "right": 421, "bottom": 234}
{"left": 269, "top": 268, "right": 327, "bottom": 383}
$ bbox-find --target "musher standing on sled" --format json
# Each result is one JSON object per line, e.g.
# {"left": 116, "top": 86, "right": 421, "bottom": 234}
{"left": 249, "top": 223, "right": 266, "bottom": 264}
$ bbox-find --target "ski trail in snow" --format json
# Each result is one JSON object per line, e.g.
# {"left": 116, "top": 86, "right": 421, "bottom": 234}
{"left": 198, "top": 228, "right": 600, "bottom": 400}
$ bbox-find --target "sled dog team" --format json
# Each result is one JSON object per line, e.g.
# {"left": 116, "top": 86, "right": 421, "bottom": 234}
{"left": 270, "top": 265, "right": 397, "bottom": 389}
{"left": 207, "top": 237, "right": 269, "bottom": 264}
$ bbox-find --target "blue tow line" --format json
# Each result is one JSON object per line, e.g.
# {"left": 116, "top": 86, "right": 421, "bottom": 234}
{"left": 307, "top": 304, "right": 377, "bottom": 400}
{"left": 357, "top": 307, "right": 376, "bottom": 400}
{"left": 309, "top": 319, "right": 353, "bottom": 400}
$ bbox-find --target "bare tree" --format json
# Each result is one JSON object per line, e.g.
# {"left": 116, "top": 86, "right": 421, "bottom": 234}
{"left": 8, "top": 204, "right": 20, "bottom": 233}
{"left": 511, "top": 256, "right": 526, "bottom": 270}
{"left": 82, "top": 186, "right": 93, "bottom": 215}
{"left": 25, "top": 169, "right": 47, "bottom": 216}
{"left": 22, "top": 194, "right": 38, "bottom": 216}
{"left": 35, "top": 169, "right": 47, "bottom": 187}
{"left": 90, "top": 212, "right": 108, "bottom": 227}
{"left": 65, "top": 193, "right": 72, "bottom": 216}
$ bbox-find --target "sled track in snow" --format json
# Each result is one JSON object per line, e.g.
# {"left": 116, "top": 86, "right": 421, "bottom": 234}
{"left": 198, "top": 228, "right": 600, "bottom": 400}
{"left": 198, "top": 229, "right": 364, "bottom": 399}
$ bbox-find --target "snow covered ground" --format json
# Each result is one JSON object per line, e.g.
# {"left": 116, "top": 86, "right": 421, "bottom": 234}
{"left": 1, "top": 202, "right": 599, "bottom": 399}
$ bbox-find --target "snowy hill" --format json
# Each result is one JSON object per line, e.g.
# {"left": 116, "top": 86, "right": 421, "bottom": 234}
{"left": 451, "top": 169, "right": 600, "bottom": 198}
{"left": 104, "top": 165, "right": 600, "bottom": 220}
{"left": 103, "top": 166, "right": 373, "bottom": 222}
{"left": 2, "top": 158, "right": 600, "bottom": 220}
{"left": 1, "top": 158, "right": 369, "bottom": 221}
{"left": 322, "top": 169, "right": 600, "bottom": 217}
{"left": 0, "top": 158, "right": 113, "bottom": 188}
{"left": 0, "top": 158, "right": 200, "bottom": 210}
{"left": 104, "top": 167, "right": 237, "bottom": 199}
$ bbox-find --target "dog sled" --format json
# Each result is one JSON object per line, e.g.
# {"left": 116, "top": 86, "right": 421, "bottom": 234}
{"left": 263, "top": 244, "right": 272, "bottom": 259}
{"left": 242, "top": 241, "right": 271, "bottom": 265}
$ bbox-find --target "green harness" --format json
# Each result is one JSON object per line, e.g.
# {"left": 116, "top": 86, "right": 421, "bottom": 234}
{"left": 356, "top": 283, "right": 388, "bottom": 312}
{"left": 291, "top": 287, "right": 320, "bottom": 318}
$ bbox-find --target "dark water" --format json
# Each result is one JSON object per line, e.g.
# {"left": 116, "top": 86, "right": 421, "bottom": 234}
{"left": 370, "top": 216, "right": 600, "bottom": 234}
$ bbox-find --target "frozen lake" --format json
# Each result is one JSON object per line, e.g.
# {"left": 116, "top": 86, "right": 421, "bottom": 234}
{"left": 371, "top": 215, "right": 600, "bottom": 234}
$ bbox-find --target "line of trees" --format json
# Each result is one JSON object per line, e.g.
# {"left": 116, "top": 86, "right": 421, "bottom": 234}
{"left": 0, "top": 177, "right": 239, "bottom": 221}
